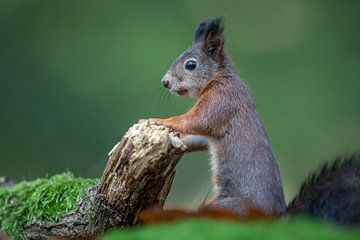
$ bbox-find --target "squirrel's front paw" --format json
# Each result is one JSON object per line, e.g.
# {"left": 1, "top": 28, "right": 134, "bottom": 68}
{"left": 148, "top": 118, "right": 163, "bottom": 125}
{"left": 138, "top": 118, "right": 163, "bottom": 125}
{"left": 138, "top": 119, "right": 149, "bottom": 124}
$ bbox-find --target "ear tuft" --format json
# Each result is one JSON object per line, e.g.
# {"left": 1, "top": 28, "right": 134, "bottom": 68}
{"left": 194, "top": 17, "right": 225, "bottom": 62}
{"left": 194, "top": 17, "right": 224, "bottom": 43}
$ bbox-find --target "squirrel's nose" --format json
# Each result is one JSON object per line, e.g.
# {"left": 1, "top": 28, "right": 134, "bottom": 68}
{"left": 162, "top": 79, "right": 170, "bottom": 88}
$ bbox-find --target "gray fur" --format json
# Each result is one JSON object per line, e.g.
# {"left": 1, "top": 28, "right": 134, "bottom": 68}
{"left": 206, "top": 69, "right": 286, "bottom": 214}
{"left": 161, "top": 44, "right": 219, "bottom": 97}
{"left": 161, "top": 18, "right": 286, "bottom": 215}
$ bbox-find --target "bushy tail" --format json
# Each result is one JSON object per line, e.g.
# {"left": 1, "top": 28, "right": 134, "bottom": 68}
{"left": 287, "top": 153, "right": 360, "bottom": 226}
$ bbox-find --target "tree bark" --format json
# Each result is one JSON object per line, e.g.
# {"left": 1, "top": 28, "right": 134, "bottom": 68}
{"left": 24, "top": 121, "right": 186, "bottom": 239}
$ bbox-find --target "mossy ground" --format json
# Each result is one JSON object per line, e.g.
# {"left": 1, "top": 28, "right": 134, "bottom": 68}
{"left": 102, "top": 218, "right": 360, "bottom": 240}
{"left": 0, "top": 173, "right": 97, "bottom": 239}
{"left": 1, "top": 174, "right": 359, "bottom": 240}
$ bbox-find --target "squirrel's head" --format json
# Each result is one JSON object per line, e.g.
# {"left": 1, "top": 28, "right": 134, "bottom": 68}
{"left": 161, "top": 17, "right": 225, "bottom": 97}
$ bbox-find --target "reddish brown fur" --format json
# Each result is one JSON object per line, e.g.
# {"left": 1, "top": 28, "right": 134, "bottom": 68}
{"left": 152, "top": 17, "right": 286, "bottom": 217}
{"left": 153, "top": 75, "right": 254, "bottom": 139}
{"left": 139, "top": 205, "right": 276, "bottom": 225}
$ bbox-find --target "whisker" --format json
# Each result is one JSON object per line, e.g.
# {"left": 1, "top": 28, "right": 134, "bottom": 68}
{"left": 164, "top": 91, "right": 169, "bottom": 110}
{"left": 146, "top": 85, "right": 163, "bottom": 109}
{"left": 152, "top": 86, "right": 163, "bottom": 98}
{"left": 159, "top": 89, "right": 168, "bottom": 113}
{"left": 167, "top": 91, "right": 175, "bottom": 110}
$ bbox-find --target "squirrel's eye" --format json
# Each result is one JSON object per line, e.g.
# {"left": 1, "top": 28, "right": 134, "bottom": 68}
{"left": 185, "top": 60, "right": 197, "bottom": 71}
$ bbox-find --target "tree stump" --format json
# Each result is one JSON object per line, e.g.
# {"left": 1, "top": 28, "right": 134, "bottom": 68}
{"left": 24, "top": 121, "right": 187, "bottom": 239}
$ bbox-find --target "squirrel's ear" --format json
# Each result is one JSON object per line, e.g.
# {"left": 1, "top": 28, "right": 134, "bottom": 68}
{"left": 194, "top": 17, "right": 225, "bottom": 63}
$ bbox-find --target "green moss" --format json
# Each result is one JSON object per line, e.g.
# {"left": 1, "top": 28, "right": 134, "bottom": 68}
{"left": 2, "top": 174, "right": 359, "bottom": 240}
{"left": 0, "top": 173, "right": 97, "bottom": 239}
{"left": 102, "top": 219, "right": 360, "bottom": 240}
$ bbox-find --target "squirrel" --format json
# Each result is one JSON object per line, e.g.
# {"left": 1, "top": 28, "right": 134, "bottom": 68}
{"left": 149, "top": 17, "right": 360, "bottom": 226}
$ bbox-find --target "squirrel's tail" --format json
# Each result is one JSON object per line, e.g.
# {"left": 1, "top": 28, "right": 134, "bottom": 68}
{"left": 286, "top": 153, "right": 360, "bottom": 226}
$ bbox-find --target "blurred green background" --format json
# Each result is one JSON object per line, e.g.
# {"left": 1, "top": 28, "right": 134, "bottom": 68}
{"left": 0, "top": 0, "right": 359, "bottom": 208}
